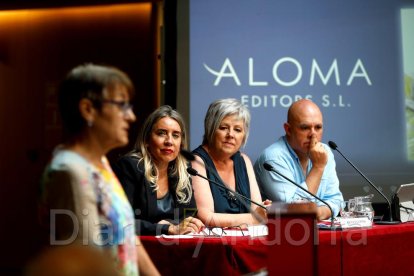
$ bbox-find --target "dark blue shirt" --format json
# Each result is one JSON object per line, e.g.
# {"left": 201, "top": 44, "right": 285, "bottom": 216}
{"left": 193, "top": 146, "right": 251, "bottom": 214}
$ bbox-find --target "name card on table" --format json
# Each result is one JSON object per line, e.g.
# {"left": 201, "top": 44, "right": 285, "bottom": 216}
{"left": 337, "top": 217, "right": 372, "bottom": 229}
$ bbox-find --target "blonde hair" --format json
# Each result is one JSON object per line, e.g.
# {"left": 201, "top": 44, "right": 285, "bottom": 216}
{"left": 129, "top": 105, "right": 191, "bottom": 203}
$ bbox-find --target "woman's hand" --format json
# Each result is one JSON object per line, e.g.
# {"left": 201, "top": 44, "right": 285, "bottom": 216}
{"left": 251, "top": 200, "right": 272, "bottom": 224}
{"left": 262, "top": 199, "right": 272, "bottom": 207}
{"left": 160, "top": 217, "right": 205, "bottom": 235}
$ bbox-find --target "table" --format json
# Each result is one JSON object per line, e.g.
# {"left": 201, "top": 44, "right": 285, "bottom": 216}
{"left": 141, "top": 235, "right": 268, "bottom": 275}
{"left": 140, "top": 222, "right": 414, "bottom": 275}
{"left": 341, "top": 222, "right": 414, "bottom": 275}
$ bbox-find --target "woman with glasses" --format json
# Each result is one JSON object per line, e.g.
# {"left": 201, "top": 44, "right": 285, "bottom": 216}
{"left": 39, "top": 64, "right": 159, "bottom": 276}
{"left": 191, "top": 98, "right": 271, "bottom": 228}
{"left": 113, "top": 105, "right": 204, "bottom": 235}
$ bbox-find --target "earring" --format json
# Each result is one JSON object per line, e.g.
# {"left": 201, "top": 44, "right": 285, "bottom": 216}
{"left": 87, "top": 120, "right": 93, "bottom": 127}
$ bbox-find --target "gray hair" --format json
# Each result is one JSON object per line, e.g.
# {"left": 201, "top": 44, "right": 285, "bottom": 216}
{"left": 202, "top": 98, "right": 251, "bottom": 147}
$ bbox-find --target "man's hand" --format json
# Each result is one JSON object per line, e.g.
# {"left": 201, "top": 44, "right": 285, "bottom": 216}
{"left": 308, "top": 135, "right": 328, "bottom": 169}
{"left": 316, "top": 206, "right": 332, "bottom": 221}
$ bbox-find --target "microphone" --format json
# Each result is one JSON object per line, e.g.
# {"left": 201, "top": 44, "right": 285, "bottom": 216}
{"left": 180, "top": 149, "right": 196, "bottom": 162}
{"left": 328, "top": 140, "right": 399, "bottom": 225}
{"left": 263, "top": 162, "right": 336, "bottom": 229}
{"left": 181, "top": 149, "right": 267, "bottom": 224}
{"left": 186, "top": 167, "right": 266, "bottom": 210}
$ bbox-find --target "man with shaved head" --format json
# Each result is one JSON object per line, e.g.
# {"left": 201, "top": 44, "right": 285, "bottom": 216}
{"left": 254, "top": 99, "right": 343, "bottom": 220}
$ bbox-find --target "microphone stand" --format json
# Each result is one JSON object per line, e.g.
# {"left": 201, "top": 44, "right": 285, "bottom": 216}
{"left": 263, "top": 163, "right": 337, "bottom": 230}
{"left": 328, "top": 141, "right": 400, "bottom": 225}
{"left": 186, "top": 167, "right": 267, "bottom": 225}
{"left": 181, "top": 150, "right": 267, "bottom": 224}
{"left": 187, "top": 167, "right": 266, "bottom": 210}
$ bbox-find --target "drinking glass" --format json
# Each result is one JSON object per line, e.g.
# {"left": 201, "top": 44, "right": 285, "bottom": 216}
{"left": 340, "top": 200, "right": 356, "bottom": 218}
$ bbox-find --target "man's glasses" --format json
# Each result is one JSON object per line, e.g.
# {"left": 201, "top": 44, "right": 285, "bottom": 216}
{"left": 101, "top": 99, "right": 133, "bottom": 114}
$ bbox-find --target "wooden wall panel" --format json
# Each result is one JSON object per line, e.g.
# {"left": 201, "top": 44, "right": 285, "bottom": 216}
{"left": 0, "top": 3, "right": 158, "bottom": 273}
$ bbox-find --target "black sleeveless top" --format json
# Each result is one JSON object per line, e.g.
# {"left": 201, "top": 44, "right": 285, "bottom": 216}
{"left": 192, "top": 146, "right": 251, "bottom": 214}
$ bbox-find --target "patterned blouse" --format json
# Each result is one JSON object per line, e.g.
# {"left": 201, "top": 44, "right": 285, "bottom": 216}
{"left": 39, "top": 149, "right": 138, "bottom": 276}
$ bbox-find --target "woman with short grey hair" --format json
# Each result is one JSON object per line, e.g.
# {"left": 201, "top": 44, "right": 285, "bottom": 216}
{"left": 202, "top": 98, "right": 251, "bottom": 148}
{"left": 192, "top": 98, "right": 271, "bottom": 228}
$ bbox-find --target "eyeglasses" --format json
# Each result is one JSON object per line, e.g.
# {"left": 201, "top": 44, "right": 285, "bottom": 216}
{"left": 400, "top": 204, "right": 414, "bottom": 221}
{"left": 201, "top": 225, "right": 247, "bottom": 237}
{"left": 101, "top": 99, "right": 133, "bottom": 113}
{"left": 201, "top": 227, "right": 226, "bottom": 237}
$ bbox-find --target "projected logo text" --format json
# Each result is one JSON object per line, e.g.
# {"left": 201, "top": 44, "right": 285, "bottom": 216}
{"left": 203, "top": 57, "right": 372, "bottom": 108}
{"left": 204, "top": 57, "right": 371, "bottom": 86}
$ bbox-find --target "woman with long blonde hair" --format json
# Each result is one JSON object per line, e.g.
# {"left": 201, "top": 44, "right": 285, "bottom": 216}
{"left": 114, "top": 105, "right": 204, "bottom": 235}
